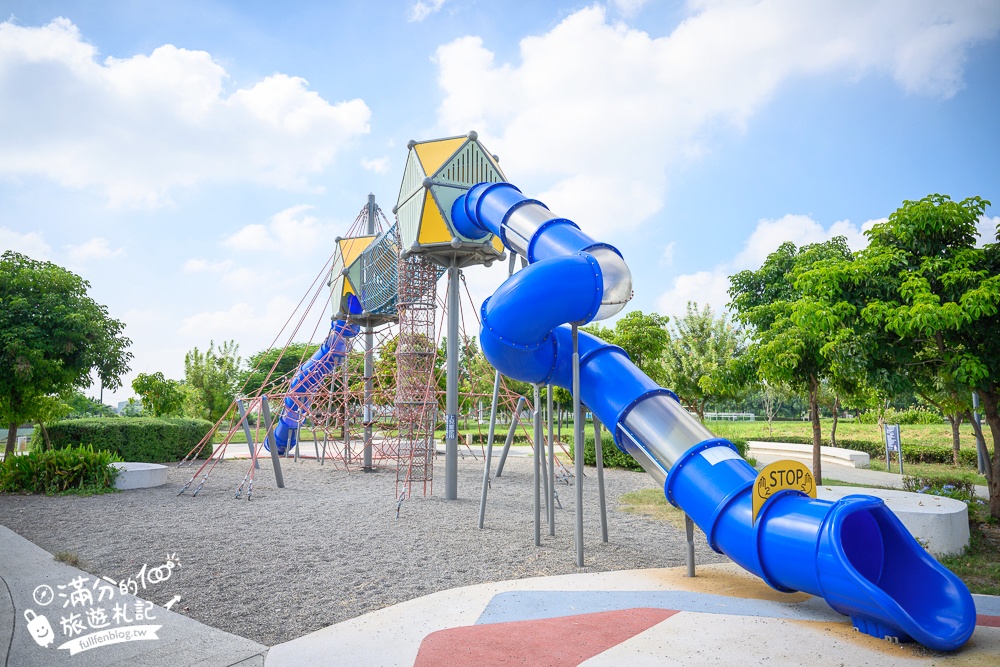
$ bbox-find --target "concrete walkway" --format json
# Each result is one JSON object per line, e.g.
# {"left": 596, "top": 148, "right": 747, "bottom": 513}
{"left": 264, "top": 563, "right": 1000, "bottom": 666}
{"left": 0, "top": 525, "right": 265, "bottom": 667}
{"left": 3, "top": 516, "right": 999, "bottom": 666}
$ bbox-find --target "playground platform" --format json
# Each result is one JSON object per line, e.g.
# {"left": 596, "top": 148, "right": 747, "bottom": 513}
{"left": 3, "top": 523, "right": 998, "bottom": 667}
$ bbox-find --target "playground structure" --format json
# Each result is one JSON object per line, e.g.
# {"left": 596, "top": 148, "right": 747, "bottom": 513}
{"left": 180, "top": 131, "right": 978, "bottom": 653}
{"left": 447, "top": 175, "right": 977, "bottom": 651}
{"left": 179, "top": 134, "right": 543, "bottom": 500}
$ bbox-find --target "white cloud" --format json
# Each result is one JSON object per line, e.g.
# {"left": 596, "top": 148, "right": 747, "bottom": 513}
{"left": 409, "top": 0, "right": 446, "bottom": 23}
{"left": 361, "top": 156, "right": 391, "bottom": 174}
{"left": 0, "top": 227, "right": 51, "bottom": 259}
{"left": 612, "top": 0, "right": 651, "bottom": 19}
{"left": 178, "top": 295, "right": 300, "bottom": 341}
{"left": 183, "top": 258, "right": 234, "bottom": 273}
{"left": 656, "top": 213, "right": 879, "bottom": 316}
{"left": 978, "top": 215, "right": 999, "bottom": 245}
{"left": 0, "top": 18, "right": 371, "bottom": 207}
{"left": 660, "top": 241, "right": 677, "bottom": 266}
{"left": 65, "top": 237, "right": 123, "bottom": 262}
{"left": 222, "top": 204, "right": 333, "bottom": 256}
{"left": 433, "top": 2, "right": 1000, "bottom": 235}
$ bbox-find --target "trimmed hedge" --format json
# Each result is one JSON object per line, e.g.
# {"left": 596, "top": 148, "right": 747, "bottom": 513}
{"left": 749, "top": 434, "right": 979, "bottom": 467}
{"left": 0, "top": 445, "right": 121, "bottom": 494}
{"left": 566, "top": 429, "right": 751, "bottom": 472}
{"left": 31, "top": 417, "right": 214, "bottom": 462}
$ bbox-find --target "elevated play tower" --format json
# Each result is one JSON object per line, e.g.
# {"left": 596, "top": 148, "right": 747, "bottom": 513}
{"left": 394, "top": 131, "right": 507, "bottom": 499}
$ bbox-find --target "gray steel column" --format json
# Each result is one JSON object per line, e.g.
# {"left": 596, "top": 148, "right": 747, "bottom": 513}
{"left": 593, "top": 416, "right": 608, "bottom": 543}
{"left": 445, "top": 261, "right": 461, "bottom": 499}
{"left": 363, "top": 193, "right": 376, "bottom": 471}
{"left": 236, "top": 398, "right": 259, "bottom": 469}
{"left": 363, "top": 323, "right": 373, "bottom": 470}
{"left": 685, "top": 514, "right": 696, "bottom": 577}
{"left": 547, "top": 384, "right": 555, "bottom": 535}
{"left": 260, "top": 396, "right": 284, "bottom": 488}
{"left": 973, "top": 392, "right": 988, "bottom": 474}
{"left": 572, "top": 324, "right": 583, "bottom": 566}
{"left": 533, "top": 384, "right": 542, "bottom": 546}
{"left": 478, "top": 370, "right": 502, "bottom": 528}
{"left": 495, "top": 396, "right": 526, "bottom": 477}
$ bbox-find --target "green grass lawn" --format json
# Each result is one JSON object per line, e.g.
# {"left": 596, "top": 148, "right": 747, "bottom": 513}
{"left": 708, "top": 418, "right": 993, "bottom": 451}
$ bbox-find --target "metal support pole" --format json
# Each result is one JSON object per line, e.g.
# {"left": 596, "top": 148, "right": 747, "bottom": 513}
{"left": 534, "top": 384, "right": 542, "bottom": 546}
{"left": 547, "top": 384, "right": 555, "bottom": 536}
{"left": 363, "top": 321, "right": 374, "bottom": 471}
{"left": 495, "top": 396, "right": 526, "bottom": 477}
{"left": 685, "top": 514, "right": 696, "bottom": 577}
{"left": 973, "top": 392, "right": 988, "bottom": 475}
{"left": 572, "top": 324, "right": 584, "bottom": 566}
{"left": 478, "top": 370, "right": 502, "bottom": 529}
{"left": 445, "top": 262, "right": 461, "bottom": 499}
{"left": 343, "top": 358, "right": 351, "bottom": 464}
{"left": 294, "top": 425, "right": 300, "bottom": 462}
{"left": 236, "top": 398, "right": 260, "bottom": 469}
{"left": 260, "top": 396, "right": 284, "bottom": 488}
{"left": 593, "top": 416, "right": 608, "bottom": 543}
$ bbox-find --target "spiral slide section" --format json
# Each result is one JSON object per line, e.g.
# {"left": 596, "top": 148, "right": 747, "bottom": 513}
{"left": 268, "top": 307, "right": 361, "bottom": 454}
{"left": 450, "top": 181, "right": 976, "bottom": 651}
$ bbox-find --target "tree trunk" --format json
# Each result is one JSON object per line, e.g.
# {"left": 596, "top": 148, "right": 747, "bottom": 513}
{"left": 40, "top": 421, "right": 52, "bottom": 451}
{"left": 947, "top": 414, "right": 962, "bottom": 466}
{"left": 976, "top": 389, "right": 999, "bottom": 520}
{"left": 809, "top": 376, "right": 823, "bottom": 485}
{"left": 4, "top": 423, "right": 16, "bottom": 459}
{"left": 830, "top": 396, "right": 840, "bottom": 448}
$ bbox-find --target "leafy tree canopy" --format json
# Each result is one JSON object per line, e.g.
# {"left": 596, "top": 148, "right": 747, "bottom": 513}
{"left": 662, "top": 302, "right": 744, "bottom": 419}
{"left": 1, "top": 251, "right": 131, "bottom": 456}
{"left": 184, "top": 340, "right": 240, "bottom": 422}
{"left": 131, "top": 372, "right": 185, "bottom": 417}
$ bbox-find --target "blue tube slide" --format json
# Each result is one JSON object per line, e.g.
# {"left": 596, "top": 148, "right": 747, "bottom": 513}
{"left": 267, "top": 296, "right": 361, "bottom": 454}
{"left": 451, "top": 181, "right": 976, "bottom": 652}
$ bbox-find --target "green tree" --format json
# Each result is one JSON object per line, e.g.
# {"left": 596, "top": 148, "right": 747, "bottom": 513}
{"left": 662, "top": 302, "right": 743, "bottom": 420}
{"left": 728, "top": 238, "right": 855, "bottom": 484}
{"left": 240, "top": 342, "right": 321, "bottom": 398}
{"left": 801, "top": 195, "right": 999, "bottom": 516}
{"left": 0, "top": 252, "right": 132, "bottom": 457}
{"left": 131, "top": 372, "right": 185, "bottom": 417}
{"left": 64, "top": 391, "right": 116, "bottom": 418}
{"left": 184, "top": 340, "right": 241, "bottom": 422}
{"left": 584, "top": 310, "right": 669, "bottom": 384}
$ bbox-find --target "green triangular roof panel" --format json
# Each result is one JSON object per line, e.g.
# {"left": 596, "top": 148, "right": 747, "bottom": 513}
{"left": 346, "top": 256, "right": 364, "bottom": 296}
{"left": 433, "top": 140, "right": 507, "bottom": 186}
{"left": 396, "top": 149, "right": 427, "bottom": 210}
{"left": 397, "top": 194, "right": 424, "bottom": 251}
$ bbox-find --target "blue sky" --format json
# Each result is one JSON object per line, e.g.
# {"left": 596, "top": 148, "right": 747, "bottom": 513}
{"left": 1, "top": 0, "right": 998, "bottom": 404}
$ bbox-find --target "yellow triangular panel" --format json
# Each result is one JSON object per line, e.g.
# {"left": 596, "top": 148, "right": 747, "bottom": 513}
{"left": 418, "top": 190, "right": 453, "bottom": 244}
{"left": 338, "top": 235, "right": 376, "bottom": 269}
{"left": 414, "top": 137, "right": 467, "bottom": 176}
{"left": 492, "top": 236, "right": 504, "bottom": 253}
{"left": 342, "top": 278, "right": 355, "bottom": 298}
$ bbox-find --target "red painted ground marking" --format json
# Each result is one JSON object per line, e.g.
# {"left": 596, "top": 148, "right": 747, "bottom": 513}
{"left": 413, "top": 607, "right": 678, "bottom": 667}
{"left": 978, "top": 615, "right": 1000, "bottom": 628}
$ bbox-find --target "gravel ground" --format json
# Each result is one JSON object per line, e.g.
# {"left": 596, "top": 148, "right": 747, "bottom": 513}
{"left": 0, "top": 452, "right": 727, "bottom": 646}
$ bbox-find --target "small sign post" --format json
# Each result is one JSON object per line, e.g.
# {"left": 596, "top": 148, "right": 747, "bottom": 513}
{"left": 885, "top": 424, "right": 903, "bottom": 474}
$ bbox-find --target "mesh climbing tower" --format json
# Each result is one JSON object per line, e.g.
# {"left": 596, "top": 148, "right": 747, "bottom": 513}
{"left": 394, "top": 252, "right": 441, "bottom": 497}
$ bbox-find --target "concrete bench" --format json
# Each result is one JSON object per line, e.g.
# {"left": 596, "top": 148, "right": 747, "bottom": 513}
{"left": 818, "top": 486, "right": 969, "bottom": 557}
{"left": 112, "top": 462, "right": 169, "bottom": 490}
{"left": 748, "top": 441, "right": 870, "bottom": 469}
